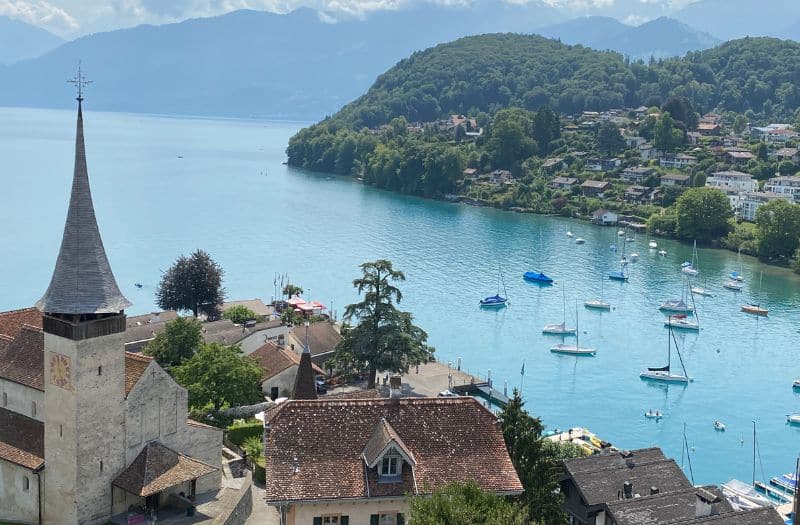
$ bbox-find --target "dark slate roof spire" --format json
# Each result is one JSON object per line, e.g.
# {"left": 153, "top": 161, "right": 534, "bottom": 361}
{"left": 36, "top": 83, "right": 130, "bottom": 315}
{"left": 292, "top": 322, "right": 318, "bottom": 400}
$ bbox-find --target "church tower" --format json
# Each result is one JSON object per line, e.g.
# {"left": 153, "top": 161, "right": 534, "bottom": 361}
{"left": 37, "top": 70, "right": 131, "bottom": 524}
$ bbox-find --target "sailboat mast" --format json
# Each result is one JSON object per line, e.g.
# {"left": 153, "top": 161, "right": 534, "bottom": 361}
{"left": 667, "top": 320, "right": 672, "bottom": 371}
{"left": 752, "top": 421, "right": 756, "bottom": 486}
{"left": 793, "top": 455, "right": 800, "bottom": 520}
{"left": 575, "top": 298, "right": 579, "bottom": 348}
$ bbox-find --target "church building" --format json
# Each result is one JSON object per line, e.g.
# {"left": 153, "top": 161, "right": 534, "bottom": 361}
{"left": 0, "top": 83, "right": 222, "bottom": 524}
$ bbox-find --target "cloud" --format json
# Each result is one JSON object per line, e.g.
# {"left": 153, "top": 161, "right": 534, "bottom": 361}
{"left": 0, "top": 0, "right": 78, "bottom": 31}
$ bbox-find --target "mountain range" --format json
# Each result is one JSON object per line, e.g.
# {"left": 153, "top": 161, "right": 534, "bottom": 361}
{"left": 0, "top": 16, "right": 63, "bottom": 65}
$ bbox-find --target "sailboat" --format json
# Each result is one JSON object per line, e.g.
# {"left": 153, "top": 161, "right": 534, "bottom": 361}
{"left": 741, "top": 271, "right": 768, "bottom": 316}
{"left": 550, "top": 301, "right": 596, "bottom": 356}
{"left": 730, "top": 247, "right": 745, "bottom": 282}
{"left": 543, "top": 286, "right": 577, "bottom": 334}
{"left": 640, "top": 321, "right": 692, "bottom": 383}
{"left": 585, "top": 277, "right": 611, "bottom": 310}
{"left": 665, "top": 285, "right": 699, "bottom": 331}
{"left": 681, "top": 240, "right": 700, "bottom": 276}
{"left": 480, "top": 268, "right": 509, "bottom": 308}
{"left": 608, "top": 234, "right": 629, "bottom": 281}
{"left": 691, "top": 277, "right": 713, "bottom": 297}
{"left": 659, "top": 277, "right": 694, "bottom": 314}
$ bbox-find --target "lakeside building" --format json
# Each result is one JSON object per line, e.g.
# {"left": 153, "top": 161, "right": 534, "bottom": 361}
{"left": 0, "top": 96, "right": 222, "bottom": 523}
{"left": 739, "top": 192, "right": 793, "bottom": 221}
{"left": 706, "top": 171, "right": 758, "bottom": 193}
{"left": 560, "top": 448, "right": 784, "bottom": 525}
{"left": 764, "top": 175, "right": 800, "bottom": 203}
{"left": 264, "top": 395, "right": 523, "bottom": 525}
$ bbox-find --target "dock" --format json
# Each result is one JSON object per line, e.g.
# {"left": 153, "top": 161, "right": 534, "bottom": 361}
{"left": 545, "top": 427, "right": 617, "bottom": 455}
{"left": 452, "top": 382, "right": 510, "bottom": 409}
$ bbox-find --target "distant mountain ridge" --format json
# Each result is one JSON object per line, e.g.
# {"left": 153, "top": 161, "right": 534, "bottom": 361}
{"left": 0, "top": 16, "right": 63, "bottom": 65}
{"left": 537, "top": 16, "right": 720, "bottom": 59}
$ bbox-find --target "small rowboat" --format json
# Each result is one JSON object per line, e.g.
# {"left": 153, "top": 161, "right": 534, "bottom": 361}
{"left": 741, "top": 303, "right": 768, "bottom": 316}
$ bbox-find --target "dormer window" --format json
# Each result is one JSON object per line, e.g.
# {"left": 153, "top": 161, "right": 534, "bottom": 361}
{"left": 381, "top": 456, "right": 398, "bottom": 476}
{"left": 364, "top": 418, "right": 416, "bottom": 484}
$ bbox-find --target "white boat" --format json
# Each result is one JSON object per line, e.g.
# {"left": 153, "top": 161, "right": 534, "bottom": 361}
{"left": 640, "top": 321, "right": 692, "bottom": 383}
{"left": 691, "top": 286, "right": 713, "bottom": 297}
{"left": 575, "top": 238, "right": 586, "bottom": 245}
{"left": 793, "top": 378, "right": 800, "bottom": 389}
{"left": 714, "top": 420, "right": 726, "bottom": 431}
{"left": 617, "top": 229, "right": 625, "bottom": 236}
{"left": 644, "top": 409, "right": 663, "bottom": 419}
{"left": 585, "top": 277, "right": 611, "bottom": 310}
{"left": 787, "top": 414, "right": 800, "bottom": 425}
{"left": 649, "top": 240, "right": 658, "bottom": 249}
{"left": 681, "top": 240, "right": 700, "bottom": 276}
{"left": 665, "top": 314, "right": 699, "bottom": 331}
{"left": 723, "top": 280, "right": 743, "bottom": 291}
{"left": 629, "top": 252, "right": 639, "bottom": 261}
{"left": 550, "top": 301, "right": 595, "bottom": 356}
{"left": 721, "top": 479, "right": 773, "bottom": 509}
{"left": 566, "top": 230, "right": 574, "bottom": 238}
{"left": 658, "top": 249, "right": 667, "bottom": 256}
{"left": 543, "top": 286, "right": 576, "bottom": 335}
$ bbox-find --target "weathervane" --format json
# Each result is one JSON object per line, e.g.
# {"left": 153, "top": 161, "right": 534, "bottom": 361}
{"left": 67, "top": 61, "right": 92, "bottom": 102}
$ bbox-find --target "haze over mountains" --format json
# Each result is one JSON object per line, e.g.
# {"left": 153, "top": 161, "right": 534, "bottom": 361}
{"left": 1, "top": 0, "right": 800, "bottom": 119}
{"left": 0, "top": 16, "right": 63, "bottom": 65}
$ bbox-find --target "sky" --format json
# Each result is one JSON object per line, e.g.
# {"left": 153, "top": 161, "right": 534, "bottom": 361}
{"left": 0, "top": 0, "right": 701, "bottom": 37}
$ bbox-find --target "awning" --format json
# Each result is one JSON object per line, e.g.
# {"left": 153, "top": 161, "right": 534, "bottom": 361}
{"left": 112, "top": 442, "right": 217, "bottom": 497}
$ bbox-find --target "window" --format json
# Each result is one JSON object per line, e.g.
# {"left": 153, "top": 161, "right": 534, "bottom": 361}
{"left": 1, "top": 392, "right": 6, "bottom": 407}
{"left": 23, "top": 476, "right": 29, "bottom": 491}
{"left": 100, "top": 460, "right": 104, "bottom": 472}
{"left": 380, "top": 456, "right": 398, "bottom": 476}
{"left": 379, "top": 515, "right": 395, "bottom": 525}
{"left": 98, "top": 366, "right": 102, "bottom": 376}
{"left": 314, "top": 516, "right": 348, "bottom": 525}
{"left": 370, "top": 513, "right": 403, "bottom": 525}
{"left": 59, "top": 424, "right": 63, "bottom": 437}
{"left": 31, "top": 401, "right": 36, "bottom": 417}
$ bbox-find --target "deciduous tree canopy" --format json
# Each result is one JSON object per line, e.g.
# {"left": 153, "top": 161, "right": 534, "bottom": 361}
{"left": 156, "top": 250, "right": 225, "bottom": 317}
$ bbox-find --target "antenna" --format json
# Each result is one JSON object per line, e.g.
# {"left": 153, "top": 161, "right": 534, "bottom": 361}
{"left": 67, "top": 61, "right": 92, "bottom": 102}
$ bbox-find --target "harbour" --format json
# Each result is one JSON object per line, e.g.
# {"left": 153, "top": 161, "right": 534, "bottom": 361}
{"left": 1, "top": 107, "right": 800, "bottom": 487}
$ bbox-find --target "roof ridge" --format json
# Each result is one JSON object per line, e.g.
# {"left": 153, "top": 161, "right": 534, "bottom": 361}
{"left": 606, "top": 485, "right": 718, "bottom": 506}
{"left": 124, "top": 351, "right": 153, "bottom": 362}
{"left": 19, "top": 324, "right": 43, "bottom": 333}
{"left": 0, "top": 334, "right": 14, "bottom": 342}
{"left": 0, "top": 307, "right": 38, "bottom": 316}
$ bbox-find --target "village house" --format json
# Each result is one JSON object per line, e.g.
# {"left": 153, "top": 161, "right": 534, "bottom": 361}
{"left": 660, "top": 173, "right": 691, "bottom": 187}
{"left": 752, "top": 125, "right": 800, "bottom": 144}
{"left": 764, "top": 175, "right": 800, "bottom": 203}
{"left": 739, "top": 191, "right": 793, "bottom": 222}
{"left": 592, "top": 209, "right": 619, "bottom": 226}
{"left": 581, "top": 180, "right": 612, "bottom": 198}
{"left": 250, "top": 341, "right": 325, "bottom": 400}
{"left": 462, "top": 167, "right": 479, "bottom": 180}
{"left": 625, "top": 136, "right": 646, "bottom": 149}
{"left": 659, "top": 153, "right": 696, "bottom": 170}
{"left": 638, "top": 143, "right": 661, "bottom": 161}
{"left": 551, "top": 176, "right": 579, "bottom": 190}
{"left": 624, "top": 185, "right": 654, "bottom": 205}
{"left": 541, "top": 157, "right": 566, "bottom": 174}
{"left": 263, "top": 396, "right": 523, "bottom": 525}
{"left": 560, "top": 447, "right": 784, "bottom": 525}
{"left": 490, "top": 169, "right": 514, "bottom": 185}
{"left": 0, "top": 99, "right": 224, "bottom": 524}
{"left": 686, "top": 131, "right": 702, "bottom": 146}
{"left": 586, "top": 158, "right": 621, "bottom": 172}
{"left": 620, "top": 166, "right": 655, "bottom": 184}
{"left": 770, "top": 147, "right": 800, "bottom": 162}
{"left": 706, "top": 170, "right": 758, "bottom": 193}
{"left": 726, "top": 150, "right": 755, "bottom": 166}
{"left": 700, "top": 112, "right": 722, "bottom": 126}
{"left": 697, "top": 122, "right": 721, "bottom": 136}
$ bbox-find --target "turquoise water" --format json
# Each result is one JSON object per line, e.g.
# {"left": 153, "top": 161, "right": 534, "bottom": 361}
{"left": 2, "top": 107, "right": 799, "bottom": 485}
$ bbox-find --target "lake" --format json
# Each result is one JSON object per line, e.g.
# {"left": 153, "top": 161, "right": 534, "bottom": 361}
{"left": 1, "top": 106, "right": 799, "bottom": 486}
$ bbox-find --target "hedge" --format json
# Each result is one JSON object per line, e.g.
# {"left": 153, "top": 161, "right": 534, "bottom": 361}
{"left": 227, "top": 421, "right": 263, "bottom": 446}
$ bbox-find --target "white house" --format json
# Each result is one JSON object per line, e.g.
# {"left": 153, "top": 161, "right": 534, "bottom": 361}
{"left": 706, "top": 171, "right": 758, "bottom": 193}
{"left": 740, "top": 192, "right": 793, "bottom": 221}
{"left": 765, "top": 175, "right": 800, "bottom": 203}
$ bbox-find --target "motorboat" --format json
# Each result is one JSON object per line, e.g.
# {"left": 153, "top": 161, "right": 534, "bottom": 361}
{"left": 479, "top": 294, "right": 508, "bottom": 308}
{"left": 640, "top": 322, "right": 693, "bottom": 383}
{"left": 721, "top": 479, "right": 773, "bottom": 509}
{"left": 523, "top": 271, "right": 554, "bottom": 284}
{"left": 134, "top": 282, "right": 143, "bottom": 288}
{"left": 714, "top": 420, "right": 726, "bottom": 431}
{"left": 644, "top": 409, "right": 663, "bottom": 419}
{"left": 787, "top": 414, "right": 800, "bottom": 425}
{"left": 649, "top": 240, "right": 658, "bottom": 249}
{"left": 585, "top": 299, "right": 611, "bottom": 310}
{"left": 629, "top": 252, "right": 639, "bottom": 261}
{"left": 793, "top": 378, "right": 800, "bottom": 389}
{"left": 723, "top": 280, "right": 743, "bottom": 291}
{"left": 575, "top": 238, "right": 586, "bottom": 245}
{"left": 658, "top": 249, "right": 667, "bottom": 256}
{"left": 741, "top": 303, "right": 768, "bottom": 316}
{"left": 566, "top": 231, "right": 574, "bottom": 238}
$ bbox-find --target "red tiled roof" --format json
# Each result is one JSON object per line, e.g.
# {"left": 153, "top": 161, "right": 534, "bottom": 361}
{"left": 265, "top": 397, "right": 522, "bottom": 503}
{"left": 0, "top": 307, "right": 42, "bottom": 339}
{"left": 0, "top": 325, "right": 44, "bottom": 390}
{"left": 362, "top": 417, "right": 415, "bottom": 467}
{"left": 0, "top": 407, "right": 44, "bottom": 470}
{"left": 112, "top": 442, "right": 217, "bottom": 497}
{"left": 124, "top": 352, "right": 153, "bottom": 397}
{"left": 250, "top": 342, "right": 324, "bottom": 381}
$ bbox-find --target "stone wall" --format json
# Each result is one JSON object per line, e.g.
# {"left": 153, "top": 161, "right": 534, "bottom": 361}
{"left": 0, "top": 378, "right": 44, "bottom": 421}
{"left": 0, "top": 460, "right": 39, "bottom": 524}
{"left": 212, "top": 471, "right": 253, "bottom": 525}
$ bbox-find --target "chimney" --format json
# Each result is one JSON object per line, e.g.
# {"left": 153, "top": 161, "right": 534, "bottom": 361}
{"left": 389, "top": 375, "right": 402, "bottom": 399}
{"left": 623, "top": 482, "right": 633, "bottom": 499}
{"left": 695, "top": 489, "right": 720, "bottom": 518}
{"left": 650, "top": 486, "right": 659, "bottom": 496}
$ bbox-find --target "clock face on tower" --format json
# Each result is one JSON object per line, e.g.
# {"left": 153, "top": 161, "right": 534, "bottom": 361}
{"left": 50, "top": 352, "right": 72, "bottom": 389}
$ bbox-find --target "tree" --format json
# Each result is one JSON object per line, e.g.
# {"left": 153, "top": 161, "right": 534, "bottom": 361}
{"left": 596, "top": 120, "right": 625, "bottom": 156}
{"left": 733, "top": 114, "right": 748, "bottom": 135}
{"left": 653, "top": 112, "right": 684, "bottom": 153}
{"left": 222, "top": 305, "right": 260, "bottom": 325}
{"left": 755, "top": 142, "right": 768, "bottom": 162}
{"left": 661, "top": 96, "right": 698, "bottom": 130}
{"left": 173, "top": 342, "right": 263, "bottom": 412}
{"left": 500, "top": 390, "right": 584, "bottom": 524}
{"left": 334, "top": 260, "right": 433, "bottom": 388}
{"left": 755, "top": 199, "right": 800, "bottom": 260}
{"left": 156, "top": 250, "right": 225, "bottom": 317}
{"left": 675, "top": 187, "right": 732, "bottom": 242}
{"left": 407, "top": 481, "right": 526, "bottom": 525}
{"left": 283, "top": 283, "right": 303, "bottom": 297}
{"left": 532, "top": 107, "right": 560, "bottom": 155}
{"left": 144, "top": 317, "right": 203, "bottom": 368}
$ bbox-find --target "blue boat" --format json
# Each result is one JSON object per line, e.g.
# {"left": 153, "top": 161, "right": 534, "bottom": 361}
{"left": 523, "top": 271, "right": 554, "bottom": 284}
{"left": 479, "top": 294, "right": 508, "bottom": 308}
{"left": 608, "top": 269, "right": 628, "bottom": 281}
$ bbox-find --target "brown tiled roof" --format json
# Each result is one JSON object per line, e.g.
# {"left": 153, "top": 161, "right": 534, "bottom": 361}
{"left": 325, "top": 388, "right": 382, "bottom": 400}
{"left": 124, "top": 352, "right": 153, "bottom": 397}
{"left": 0, "top": 307, "right": 42, "bottom": 339}
{"left": 0, "top": 325, "right": 44, "bottom": 390}
{"left": 265, "top": 397, "right": 522, "bottom": 503}
{"left": 250, "top": 342, "right": 324, "bottom": 381}
{"left": 292, "top": 351, "right": 318, "bottom": 400}
{"left": 564, "top": 448, "right": 692, "bottom": 507}
{"left": 112, "top": 442, "right": 217, "bottom": 497}
{"left": 0, "top": 407, "right": 44, "bottom": 470}
{"left": 289, "top": 321, "right": 341, "bottom": 358}
{"left": 362, "top": 417, "right": 415, "bottom": 467}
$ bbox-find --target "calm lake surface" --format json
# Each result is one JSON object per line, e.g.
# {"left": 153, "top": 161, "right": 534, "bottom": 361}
{"left": 2, "top": 106, "right": 799, "bottom": 486}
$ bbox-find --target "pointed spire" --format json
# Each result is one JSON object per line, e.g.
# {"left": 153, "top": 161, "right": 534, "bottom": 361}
{"left": 36, "top": 97, "right": 130, "bottom": 315}
{"left": 292, "top": 338, "right": 318, "bottom": 400}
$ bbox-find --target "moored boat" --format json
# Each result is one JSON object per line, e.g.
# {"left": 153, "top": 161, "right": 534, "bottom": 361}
{"left": 787, "top": 414, "right": 800, "bottom": 425}
{"left": 523, "top": 270, "right": 553, "bottom": 284}
{"left": 544, "top": 286, "right": 576, "bottom": 334}
{"left": 644, "top": 409, "right": 662, "bottom": 419}
{"left": 550, "top": 343, "right": 596, "bottom": 356}
{"left": 658, "top": 249, "right": 667, "bottom": 256}
{"left": 665, "top": 314, "right": 699, "bottom": 331}
{"left": 741, "top": 303, "right": 768, "bottom": 316}
{"left": 793, "top": 378, "right": 800, "bottom": 389}
{"left": 723, "top": 280, "right": 743, "bottom": 291}
{"left": 649, "top": 240, "right": 658, "bottom": 249}
{"left": 720, "top": 479, "right": 773, "bottom": 509}
{"left": 640, "top": 321, "right": 693, "bottom": 383}
{"left": 479, "top": 294, "right": 508, "bottom": 308}
{"left": 691, "top": 286, "right": 713, "bottom": 297}
{"left": 714, "top": 420, "right": 726, "bottom": 431}
{"left": 575, "top": 237, "right": 586, "bottom": 245}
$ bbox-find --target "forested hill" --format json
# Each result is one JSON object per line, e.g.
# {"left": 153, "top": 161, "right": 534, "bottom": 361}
{"left": 311, "top": 34, "right": 800, "bottom": 132}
